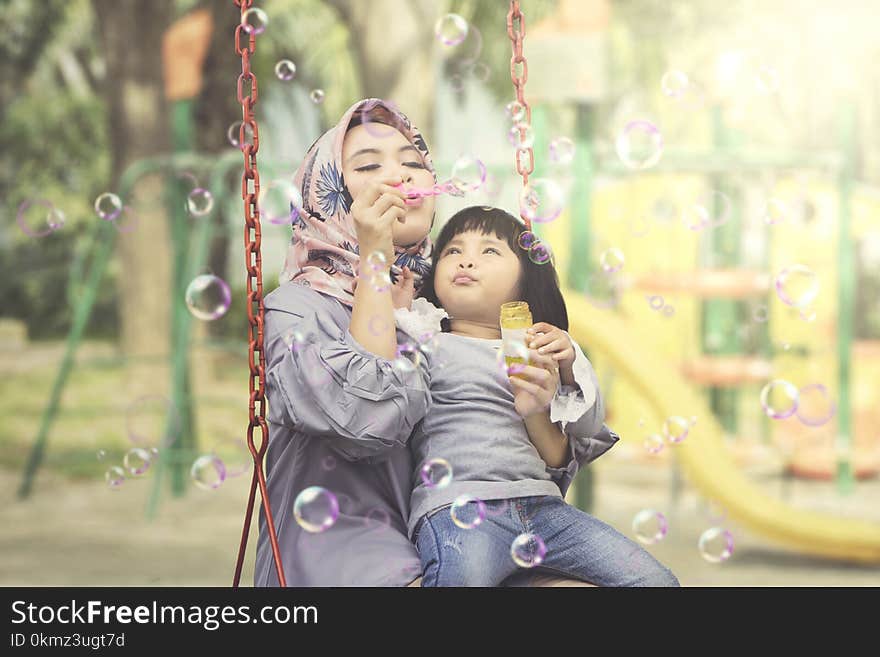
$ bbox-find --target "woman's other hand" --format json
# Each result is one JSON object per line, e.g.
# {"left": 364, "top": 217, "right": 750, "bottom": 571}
{"left": 390, "top": 266, "right": 416, "bottom": 310}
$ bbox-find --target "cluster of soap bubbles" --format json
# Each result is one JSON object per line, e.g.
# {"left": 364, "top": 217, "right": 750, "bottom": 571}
{"left": 513, "top": 229, "right": 554, "bottom": 266}
{"left": 645, "top": 295, "right": 676, "bottom": 318}
{"left": 759, "top": 379, "right": 836, "bottom": 426}
{"left": 434, "top": 14, "right": 489, "bottom": 91}
{"left": 102, "top": 446, "right": 159, "bottom": 491}
{"left": 632, "top": 507, "right": 735, "bottom": 563}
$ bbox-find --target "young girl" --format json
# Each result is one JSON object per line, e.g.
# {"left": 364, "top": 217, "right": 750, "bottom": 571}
{"left": 397, "top": 206, "right": 680, "bottom": 587}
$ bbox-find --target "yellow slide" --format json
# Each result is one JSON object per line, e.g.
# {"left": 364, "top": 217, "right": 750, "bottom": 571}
{"left": 564, "top": 289, "right": 880, "bottom": 564}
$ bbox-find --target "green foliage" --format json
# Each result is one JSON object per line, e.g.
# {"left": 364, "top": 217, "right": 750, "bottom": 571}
{"left": 1, "top": 88, "right": 118, "bottom": 339}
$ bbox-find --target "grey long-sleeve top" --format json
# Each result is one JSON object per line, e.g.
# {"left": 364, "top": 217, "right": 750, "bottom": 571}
{"left": 254, "top": 281, "right": 618, "bottom": 586}
{"left": 407, "top": 332, "right": 616, "bottom": 540}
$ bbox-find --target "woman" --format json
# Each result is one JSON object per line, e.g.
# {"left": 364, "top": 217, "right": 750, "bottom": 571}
{"left": 254, "top": 98, "right": 599, "bottom": 586}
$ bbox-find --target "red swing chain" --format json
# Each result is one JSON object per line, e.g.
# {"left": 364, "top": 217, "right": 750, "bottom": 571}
{"left": 231, "top": 1, "right": 532, "bottom": 588}
{"left": 232, "top": 0, "right": 286, "bottom": 587}
{"left": 507, "top": 0, "right": 534, "bottom": 233}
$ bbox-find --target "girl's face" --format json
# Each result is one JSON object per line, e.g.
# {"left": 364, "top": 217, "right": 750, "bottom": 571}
{"left": 342, "top": 123, "right": 435, "bottom": 247}
{"left": 434, "top": 229, "right": 522, "bottom": 328}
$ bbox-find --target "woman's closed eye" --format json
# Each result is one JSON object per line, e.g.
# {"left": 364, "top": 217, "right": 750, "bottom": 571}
{"left": 354, "top": 161, "right": 425, "bottom": 172}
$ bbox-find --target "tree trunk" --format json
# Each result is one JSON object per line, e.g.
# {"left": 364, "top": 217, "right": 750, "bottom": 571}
{"left": 92, "top": 0, "right": 175, "bottom": 395}
{"left": 326, "top": 0, "right": 438, "bottom": 134}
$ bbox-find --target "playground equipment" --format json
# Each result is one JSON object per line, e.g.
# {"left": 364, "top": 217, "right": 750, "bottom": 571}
{"left": 563, "top": 294, "right": 880, "bottom": 563}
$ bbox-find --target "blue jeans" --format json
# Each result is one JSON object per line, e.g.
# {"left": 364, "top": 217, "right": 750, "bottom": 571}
{"left": 414, "top": 495, "right": 680, "bottom": 587}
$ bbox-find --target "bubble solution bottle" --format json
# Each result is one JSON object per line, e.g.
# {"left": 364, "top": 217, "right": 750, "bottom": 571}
{"left": 500, "top": 301, "right": 533, "bottom": 378}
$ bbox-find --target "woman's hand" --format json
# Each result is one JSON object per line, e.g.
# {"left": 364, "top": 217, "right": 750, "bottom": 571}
{"left": 526, "top": 322, "right": 575, "bottom": 385}
{"left": 508, "top": 349, "right": 560, "bottom": 419}
{"left": 390, "top": 265, "right": 416, "bottom": 310}
{"left": 350, "top": 175, "right": 407, "bottom": 268}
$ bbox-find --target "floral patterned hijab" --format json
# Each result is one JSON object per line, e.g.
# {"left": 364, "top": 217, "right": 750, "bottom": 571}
{"left": 279, "top": 98, "right": 436, "bottom": 308}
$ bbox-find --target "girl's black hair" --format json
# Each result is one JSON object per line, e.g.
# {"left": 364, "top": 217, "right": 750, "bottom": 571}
{"left": 417, "top": 206, "right": 569, "bottom": 332}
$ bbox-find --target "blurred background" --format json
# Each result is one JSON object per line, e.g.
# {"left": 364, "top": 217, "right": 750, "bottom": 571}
{"left": 1, "top": 0, "right": 879, "bottom": 585}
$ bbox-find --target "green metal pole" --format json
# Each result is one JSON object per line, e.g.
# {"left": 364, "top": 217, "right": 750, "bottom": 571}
{"left": 835, "top": 103, "right": 856, "bottom": 495}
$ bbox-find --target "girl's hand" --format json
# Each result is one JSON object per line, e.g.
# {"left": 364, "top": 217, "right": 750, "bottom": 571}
{"left": 350, "top": 175, "right": 407, "bottom": 267}
{"left": 508, "top": 349, "right": 560, "bottom": 419}
{"left": 526, "top": 322, "right": 575, "bottom": 380}
{"left": 390, "top": 265, "right": 416, "bottom": 310}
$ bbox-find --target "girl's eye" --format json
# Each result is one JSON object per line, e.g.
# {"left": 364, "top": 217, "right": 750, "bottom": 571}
{"left": 444, "top": 247, "right": 460, "bottom": 256}
{"left": 485, "top": 247, "right": 501, "bottom": 255}
{"left": 354, "top": 164, "right": 380, "bottom": 172}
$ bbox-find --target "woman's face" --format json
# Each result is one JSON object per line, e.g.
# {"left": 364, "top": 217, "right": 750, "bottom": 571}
{"left": 342, "top": 123, "right": 436, "bottom": 247}
{"left": 434, "top": 229, "right": 522, "bottom": 327}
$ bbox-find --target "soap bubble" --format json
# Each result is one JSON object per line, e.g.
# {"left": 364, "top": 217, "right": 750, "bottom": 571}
{"left": 752, "top": 304, "right": 769, "bottom": 323}
{"left": 434, "top": 13, "right": 468, "bottom": 46}
{"left": 661, "top": 70, "right": 690, "bottom": 97}
{"left": 96, "top": 449, "right": 107, "bottom": 461}
{"left": 517, "top": 230, "right": 538, "bottom": 251}
{"left": 549, "top": 137, "right": 576, "bottom": 165}
{"left": 126, "top": 395, "right": 181, "bottom": 448}
{"left": 274, "top": 59, "right": 296, "bottom": 81}
{"left": 497, "top": 338, "right": 530, "bottom": 376}
{"left": 759, "top": 379, "right": 799, "bottom": 419}
{"left": 644, "top": 434, "right": 665, "bottom": 455}
{"left": 393, "top": 341, "right": 421, "bottom": 374}
{"left": 240, "top": 7, "right": 268, "bottom": 35}
{"left": 632, "top": 509, "right": 668, "bottom": 545}
{"left": 508, "top": 122, "right": 535, "bottom": 149}
{"left": 647, "top": 295, "right": 665, "bottom": 310}
{"left": 600, "top": 247, "right": 625, "bottom": 273}
{"left": 755, "top": 65, "right": 779, "bottom": 94}
{"left": 510, "top": 533, "right": 547, "bottom": 568}
{"left": 505, "top": 100, "right": 526, "bottom": 122}
{"left": 123, "top": 447, "right": 152, "bottom": 477}
{"left": 293, "top": 486, "right": 339, "bottom": 533}
{"left": 698, "top": 527, "right": 735, "bottom": 563}
{"left": 420, "top": 458, "right": 453, "bottom": 489}
{"left": 226, "top": 120, "right": 254, "bottom": 150}
{"left": 94, "top": 193, "right": 123, "bottom": 221}
{"left": 775, "top": 264, "right": 819, "bottom": 309}
{"left": 185, "top": 274, "right": 231, "bottom": 321}
{"left": 470, "top": 62, "right": 491, "bottom": 82}
{"left": 105, "top": 466, "right": 126, "bottom": 490}
{"left": 616, "top": 120, "right": 663, "bottom": 170}
{"left": 681, "top": 204, "right": 710, "bottom": 231}
{"left": 257, "top": 179, "right": 303, "bottom": 225}
{"left": 450, "top": 155, "right": 487, "bottom": 193}
{"left": 321, "top": 455, "right": 337, "bottom": 471}
{"left": 370, "top": 271, "right": 392, "bottom": 293}
{"left": 309, "top": 89, "right": 325, "bottom": 104}
{"left": 661, "top": 304, "right": 676, "bottom": 317}
{"left": 190, "top": 454, "right": 226, "bottom": 491}
{"left": 211, "top": 437, "right": 252, "bottom": 479}
{"left": 364, "top": 507, "right": 391, "bottom": 532}
{"left": 528, "top": 241, "right": 553, "bottom": 265}
{"left": 186, "top": 188, "right": 214, "bottom": 217}
{"left": 46, "top": 207, "right": 65, "bottom": 231}
{"left": 663, "top": 416, "right": 691, "bottom": 444}
{"left": 16, "top": 199, "right": 61, "bottom": 238}
{"left": 795, "top": 383, "right": 836, "bottom": 427}
{"left": 762, "top": 198, "right": 789, "bottom": 225}
{"left": 450, "top": 495, "right": 487, "bottom": 529}
{"left": 519, "top": 178, "right": 564, "bottom": 224}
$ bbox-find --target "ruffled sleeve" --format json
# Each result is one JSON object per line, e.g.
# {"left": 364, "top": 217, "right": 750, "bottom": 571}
{"left": 264, "top": 284, "right": 432, "bottom": 462}
{"left": 393, "top": 297, "right": 449, "bottom": 341}
{"left": 545, "top": 332, "right": 617, "bottom": 496}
